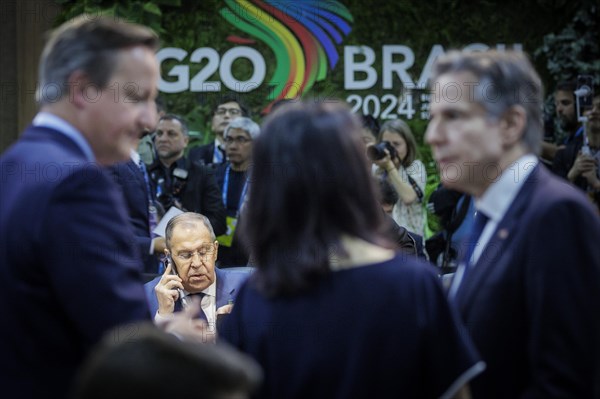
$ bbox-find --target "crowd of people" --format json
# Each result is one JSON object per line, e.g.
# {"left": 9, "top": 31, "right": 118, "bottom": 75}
{"left": 1, "top": 14, "right": 599, "bottom": 399}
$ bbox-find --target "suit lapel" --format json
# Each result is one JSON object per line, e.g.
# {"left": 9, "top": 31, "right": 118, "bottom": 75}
{"left": 215, "top": 268, "right": 235, "bottom": 308}
{"left": 456, "top": 165, "right": 544, "bottom": 314}
{"left": 126, "top": 160, "right": 147, "bottom": 190}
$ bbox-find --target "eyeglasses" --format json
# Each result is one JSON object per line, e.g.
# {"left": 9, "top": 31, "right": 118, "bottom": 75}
{"left": 215, "top": 107, "right": 242, "bottom": 116}
{"left": 175, "top": 244, "right": 216, "bottom": 262}
{"left": 224, "top": 136, "right": 252, "bottom": 145}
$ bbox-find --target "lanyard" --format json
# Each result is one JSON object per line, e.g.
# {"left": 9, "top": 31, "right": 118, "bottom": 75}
{"left": 564, "top": 126, "right": 584, "bottom": 145}
{"left": 222, "top": 165, "right": 249, "bottom": 216}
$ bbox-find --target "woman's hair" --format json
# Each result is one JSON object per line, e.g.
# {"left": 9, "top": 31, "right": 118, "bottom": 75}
{"left": 378, "top": 119, "right": 419, "bottom": 167}
{"left": 241, "top": 102, "right": 388, "bottom": 296}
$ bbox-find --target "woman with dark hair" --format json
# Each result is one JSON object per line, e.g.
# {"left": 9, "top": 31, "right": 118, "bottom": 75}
{"left": 220, "top": 102, "right": 483, "bottom": 399}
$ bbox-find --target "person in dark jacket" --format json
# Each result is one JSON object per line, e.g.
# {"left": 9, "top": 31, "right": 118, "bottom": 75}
{"left": 148, "top": 114, "right": 226, "bottom": 236}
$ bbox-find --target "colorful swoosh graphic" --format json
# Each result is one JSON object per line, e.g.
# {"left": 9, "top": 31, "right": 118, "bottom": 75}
{"left": 220, "top": 0, "right": 353, "bottom": 113}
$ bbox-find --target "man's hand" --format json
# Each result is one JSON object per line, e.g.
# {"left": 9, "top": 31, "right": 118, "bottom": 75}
{"left": 568, "top": 152, "right": 596, "bottom": 182}
{"left": 155, "top": 263, "right": 184, "bottom": 316}
{"left": 156, "top": 296, "right": 216, "bottom": 343}
{"left": 582, "top": 164, "right": 600, "bottom": 189}
{"left": 217, "top": 303, "right": 234, "bottom": 315}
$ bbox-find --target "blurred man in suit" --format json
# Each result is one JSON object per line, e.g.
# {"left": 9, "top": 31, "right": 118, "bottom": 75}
{"left": 0, "top": 16, "right": 210, "bottom": 399}
{"left": 109, "top": 149, "right": 166, "bottom": 274}
{"left": 145, "top": 212, "right": 250, "bottom": 333}
{"left": 0, "top": 16, "right": 159, "bottom": 398}
{"left": 426, "top": 50, "right": 600, "bottom": 398}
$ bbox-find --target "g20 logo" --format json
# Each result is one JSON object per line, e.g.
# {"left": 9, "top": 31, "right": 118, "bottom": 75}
{"left": 157, "top": 46, "right": 266, "bottom": 93}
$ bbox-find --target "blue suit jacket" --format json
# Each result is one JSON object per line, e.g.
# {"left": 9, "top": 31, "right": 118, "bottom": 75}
{"left": 0, "top": 126, "right": 151, "bottom": 399}
{"left": 108, "top": 159, "right": 160, "bottom": 273}
{"left": 454, "top": 165, "right": 600, "bottom": 398}
{"left": 144, "top": 267, "right": 251, "bottom": 316}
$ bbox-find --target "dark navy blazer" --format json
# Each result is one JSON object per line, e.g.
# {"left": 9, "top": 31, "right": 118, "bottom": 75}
{"left": 0, "top": 126, "right": 151, "bottom": 399}
{"left": 454, "top": 165, "right": 600, "bottom": 398}
{"left": 109, "top": 159, "right": 160, "bottom": 273}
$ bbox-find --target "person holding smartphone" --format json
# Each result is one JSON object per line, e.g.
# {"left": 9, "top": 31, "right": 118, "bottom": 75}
{"left": 144, "top": 212, "right": 251, "bottom": 332}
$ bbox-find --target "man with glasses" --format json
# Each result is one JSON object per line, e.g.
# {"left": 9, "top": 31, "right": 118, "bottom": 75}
{"left": 188, "top": 94, "right": 250, "bottom": 167}
{"left": 216, "top": 117, "right": 260, "bottom": 267}
{"left": 145, "top": 212, "right": 250, "bottom": 331}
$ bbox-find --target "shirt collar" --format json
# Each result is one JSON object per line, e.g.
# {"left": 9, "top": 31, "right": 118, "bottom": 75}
{"left": 32, "top": 112, "right": 95, "bottom": 162}
{"left": 476, "top": 154, "right": 538, "bottom": 222}
{"left": 130, "top": 149, "right": 141, "bottom": 165}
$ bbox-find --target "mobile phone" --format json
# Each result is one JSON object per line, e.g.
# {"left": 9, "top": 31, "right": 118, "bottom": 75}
{"left": 576, "top": 75, "right": 594, "bottom": 110}
{"left": 581, "top": 145, "right": 592, "bottom": 156}
{"left": 166, "top": 255, "right": 188, "bottom": 308}
{"left": 166, "top": 254, "right": 177, "bottom": 275}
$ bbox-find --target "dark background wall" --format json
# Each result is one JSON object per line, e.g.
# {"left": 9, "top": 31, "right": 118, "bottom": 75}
{"left": 0, "top": 0, "right": 60, "bottom": 152}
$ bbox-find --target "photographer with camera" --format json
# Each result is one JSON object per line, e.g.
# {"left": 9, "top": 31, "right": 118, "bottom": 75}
{"left": 148, "top": 114, "right": 227, "bottom": 237}
{"left": 368, "top": 119, "right": 427, "bottom": 236}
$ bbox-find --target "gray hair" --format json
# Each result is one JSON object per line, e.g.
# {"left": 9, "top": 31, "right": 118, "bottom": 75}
{"left": 165, "top": 212, "right": 216, "bottom": 250}
{"left": 37, "top": 15, "right": 158, "bottom": 105}
{"left": 431, "top": 50, "right": 543, "bottom": 155}
{"left": 224, "top": 117, "right": 260, "bottom": 140}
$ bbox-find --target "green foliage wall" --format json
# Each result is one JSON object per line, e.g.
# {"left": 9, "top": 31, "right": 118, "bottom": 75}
{"left": 55, "top": 0, "right": 598, "bottom": 235}
{"left": 56, "top": 0, "right": 596, "bottom": 129}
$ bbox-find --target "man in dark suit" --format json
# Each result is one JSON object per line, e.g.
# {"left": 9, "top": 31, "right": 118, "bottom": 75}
{"left": 145, "top": 212, "right": 251, "bottom": 334}
{"left": 0, "top": 16, "right": 211, "bottom": 399}
{"left": 0, "top": 16, "right": 159, "bottom": 399}
{"left": 109, "top": 150, "right": 166, "bottom": 274}
{"left": 148, "top": 114, "right": 227, "bottom": 236}
{"left": 425, "top": 50, "right": 600, "bottom": 398}
{"left": 188, "top": 94, "right": 250, "bottom": 167}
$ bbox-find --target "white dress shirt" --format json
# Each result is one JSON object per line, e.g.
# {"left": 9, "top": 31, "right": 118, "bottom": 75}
{"left": 33, "top": 112, "right": 95, "bottom": 162}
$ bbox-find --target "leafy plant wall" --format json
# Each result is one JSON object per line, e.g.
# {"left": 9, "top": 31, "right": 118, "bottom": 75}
{"left": 55, "top": 0, "right": 598, "bottom": 235}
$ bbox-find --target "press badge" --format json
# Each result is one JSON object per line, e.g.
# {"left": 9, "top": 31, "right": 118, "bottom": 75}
{"left": 217, "top": 216, "right": 237, "bottom": 247}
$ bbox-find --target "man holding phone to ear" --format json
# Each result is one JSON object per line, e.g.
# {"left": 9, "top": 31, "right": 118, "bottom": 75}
{"left": 144, "top": 212, "right": 251, "bottom": 331}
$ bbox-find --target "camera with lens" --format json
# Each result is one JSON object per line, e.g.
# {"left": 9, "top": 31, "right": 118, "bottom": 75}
{"left": 367, "top": 141, "right": 398, "bottom": 161}
{"left": 156, "top": 167, "right": 188, "bottom": 210}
